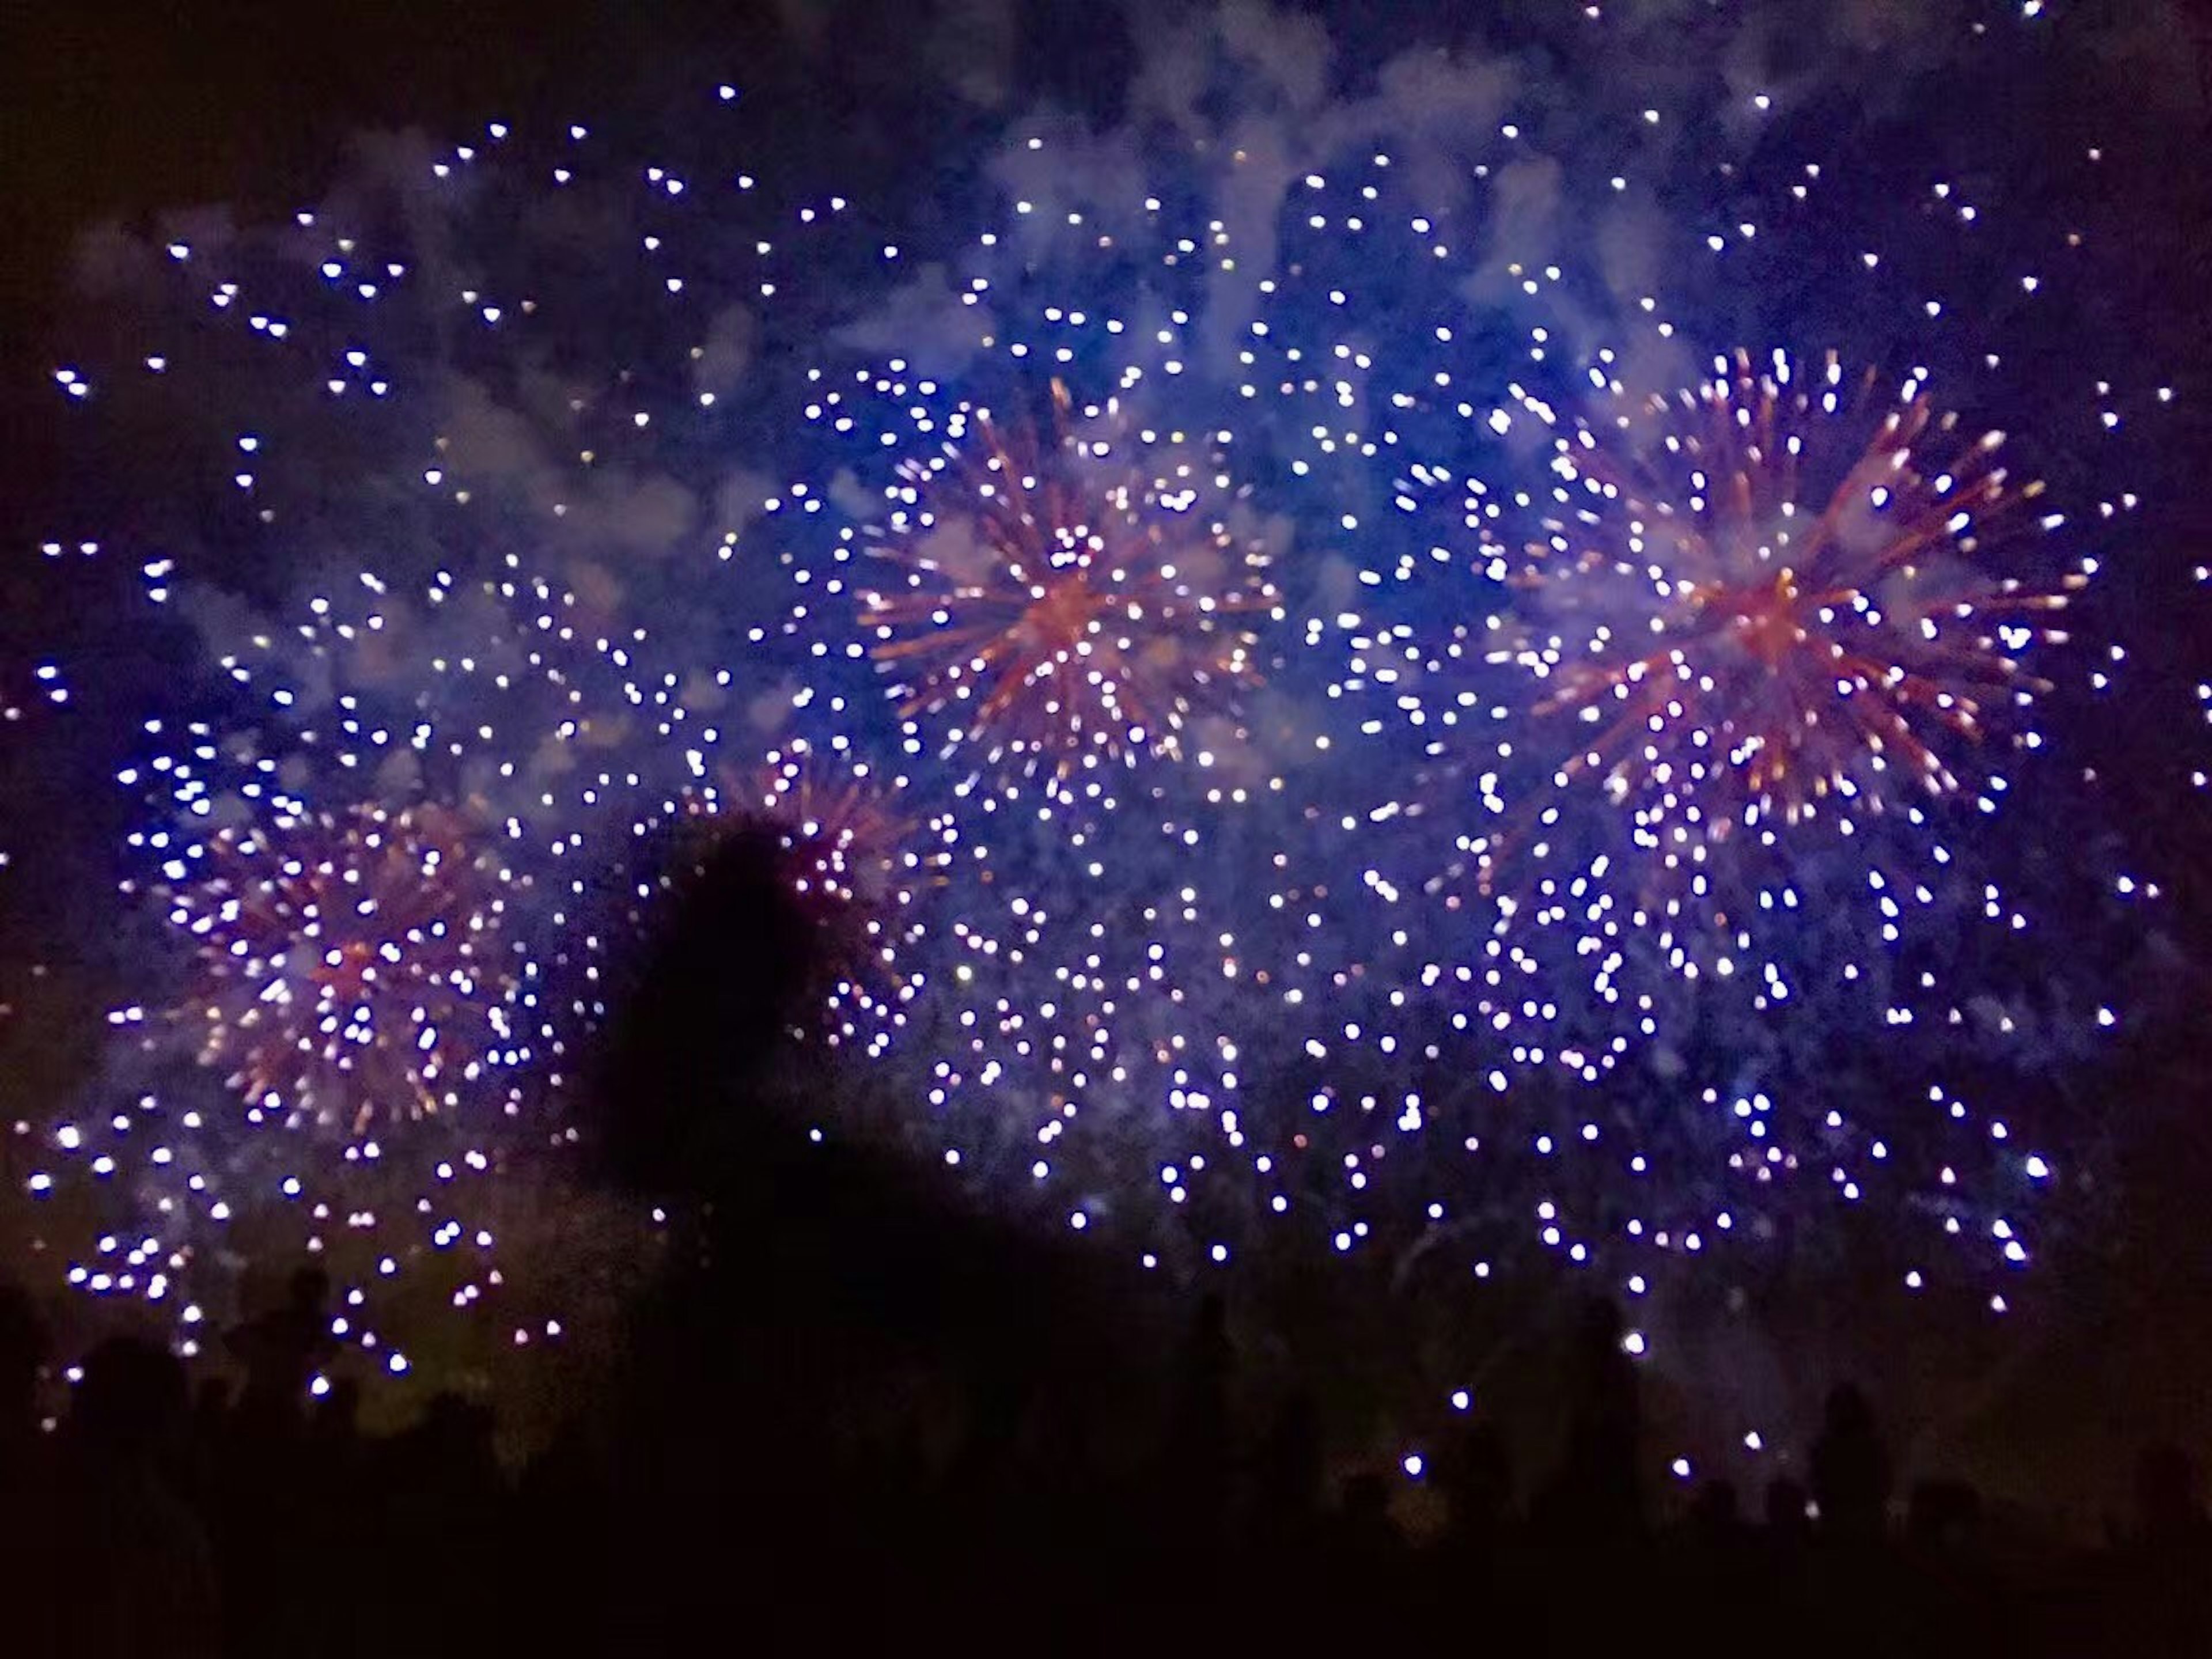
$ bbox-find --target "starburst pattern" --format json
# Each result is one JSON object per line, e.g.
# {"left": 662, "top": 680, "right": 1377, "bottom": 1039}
{"left": 1497, "top": 350, "right": 2080, "bottom": 838}
{"left": 166, "top": 804, "right": 519, "bottom": 1132}
{"left": 860, "top": 379, "right": 1279, "bottom": 788}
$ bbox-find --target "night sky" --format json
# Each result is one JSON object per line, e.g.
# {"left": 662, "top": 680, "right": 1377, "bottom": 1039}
{"left": 3, "top": 0, "right": 2210, "bottom": 1512}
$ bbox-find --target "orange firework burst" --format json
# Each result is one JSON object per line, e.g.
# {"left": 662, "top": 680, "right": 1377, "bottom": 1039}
{"left": 1498, "top": 350, "right": 2081, "bottom": 831}
{"left": 168, "top": 804, "right": 517, "bottom": 1131}
{"left": 860, "top": 379, "right": 1278, "bottom": 782}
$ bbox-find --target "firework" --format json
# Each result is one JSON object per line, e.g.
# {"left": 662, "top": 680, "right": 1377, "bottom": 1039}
{"left": 859, "top": 378, "right": 1280, "bottom": 793}
{"left": 24, "top": 1075, "right": 656, "bottom": 1382}
{"left": 1494, "top": 350, "right": 2078, "bottom": 838}
{"left": 21, "top": 90, "right": 904, "bottom": 1367}
{"left": 126, "top": 557, "right": 719, "bottom": 1095}
{"left": 164, "top": 803, "right": 520, "bottom": 1132}
{"left": 755, "top": 164, "right": 1342, "bottom": 1262}
{"left": 1188, "top": 62, "right": 2153, "bottom": 1329}
{"left": 1330, "top": 350, "right": 2099, "bottom": 1093}
{"left": 12, "top": 5, "right": 2179, "bottom": 1424}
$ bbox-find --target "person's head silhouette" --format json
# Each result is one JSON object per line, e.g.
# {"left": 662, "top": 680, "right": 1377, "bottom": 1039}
{"left": 74, "top": 1335, "right": 188, "bottom": 1465}
{"left": 286, "top": 1265, "right": 331, "bottom": 1313}
{"left": 0, "top": 1281, "right": 45, "bottom": 1426}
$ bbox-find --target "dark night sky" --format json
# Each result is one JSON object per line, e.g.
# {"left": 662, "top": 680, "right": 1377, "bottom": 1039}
{"left": 5, "top": 0, "right": 2203, "bottom": 531}
{"left": 0, "top": 0, "right": 1161, "bottom": 520}
{"left": 4, "top": 16, "right": 2207, "bottom": 1069}
{"left": 2, "top": 0, "right": 2211, "bottom": 1509}
{"left": 5, "top": 2, "right": 2203, "bottom": 498}
{"left": 1, "top": 4, "right": 747, "bottom": 460}
{"left": 0, "top": 0, "right": 1132, "bottom": 336}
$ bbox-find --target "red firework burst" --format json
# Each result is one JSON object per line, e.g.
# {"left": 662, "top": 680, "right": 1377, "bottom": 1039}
{"left": 860, "top": 379, "right": 1278, "bottom": 779}
{"left": 168, "top": 804, "right": 515, "bottom": 1131}
{"left": 1499, "top": 350, "right": 2081, "bottom": 830}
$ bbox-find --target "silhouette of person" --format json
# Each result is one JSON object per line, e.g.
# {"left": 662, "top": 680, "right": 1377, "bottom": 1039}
{"left": 226, "top": 1266, "right": 336, "bottom": 1435}
{"left": 0, "top": 1280, "right": 46, "bottom": 1488}
{"left": 1690, "top": 1478, "right": 1746, "bottom": 1547}
{"left": 1906, "top": 1478, "right": 1983, "bottom": 1554}
{"left": 1809, "top": 1382, "right": 1891, "bottom": 1546}
{"left": 2115, "top": 1440, "right": 2212, "bottom": 1652}
{"left": 1763, "top": 1475, "right": 1811, "bottom": 1550}
{"left": 374, "top": 1392, "right": 505, "bottom": 1654}
{"left": 216, "top": 1270, "right": 337, "bottom": 1657}
{"left": 1537, "top": 1297, "right": 1643, "bottom": 1542}
{"left": 46, "top": 1335, "right": 221, "bottom": 1658}
{"left": 590, "top": 820, "right": 821, "bottom": 1188}
{"left": 2134, "top": 1441, "right": 2207, "bottom": 1551}
{"left": 0, "top": 1282, "right": 57, "bottom": 1646}
{"left": 190, "top": 1377, "right": 230, "bottom": 1445}
{"left": 1252, "top": 1386, "right": 1324, "bottom": 1548}
{"left": 1163, "top": 1293, "right": 1234, "bottom": 1541}
{"left": 1333, "top": 1471, "right": 1405, "bottom": 1560}
{"left": 1437, "top": 1419, "right": 1512, "bottom": 1555}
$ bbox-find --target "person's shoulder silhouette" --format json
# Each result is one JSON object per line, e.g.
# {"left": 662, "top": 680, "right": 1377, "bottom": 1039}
{"left": 1810, "top": 1381, "right": 1891, "bottom": 1546}
{"left": 0, "top": 1279, "right": 47, "bottom": 1485}
{"left": 1438, "top": 1418, "right": 1512, "bottom": 1551}
{"left": 2135, "top": 1441, "right": 2208, "bottom": 1551}
{"left": 52, "top": 1335, "right": 221, "bottom": 1658}
{"left": 228, "top": 1266, "right": 336, "bottom": 1423}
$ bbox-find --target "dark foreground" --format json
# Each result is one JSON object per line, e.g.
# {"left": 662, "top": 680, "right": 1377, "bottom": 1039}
{"left": 3, "top": 1270, "right": 2207, "bottom": 1658}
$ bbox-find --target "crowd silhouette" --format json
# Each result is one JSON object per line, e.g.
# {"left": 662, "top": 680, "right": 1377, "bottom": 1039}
{"left": 3, "top": 1264, "right": 2208, "bottom": 1657}
{"left": 5, "top": 838, "right": 2207, "bottom": 1654}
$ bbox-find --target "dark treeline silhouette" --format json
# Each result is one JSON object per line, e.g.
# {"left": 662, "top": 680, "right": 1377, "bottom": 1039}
{"left": 6, "top": 831, "right": 2210, "bottom": 1654}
